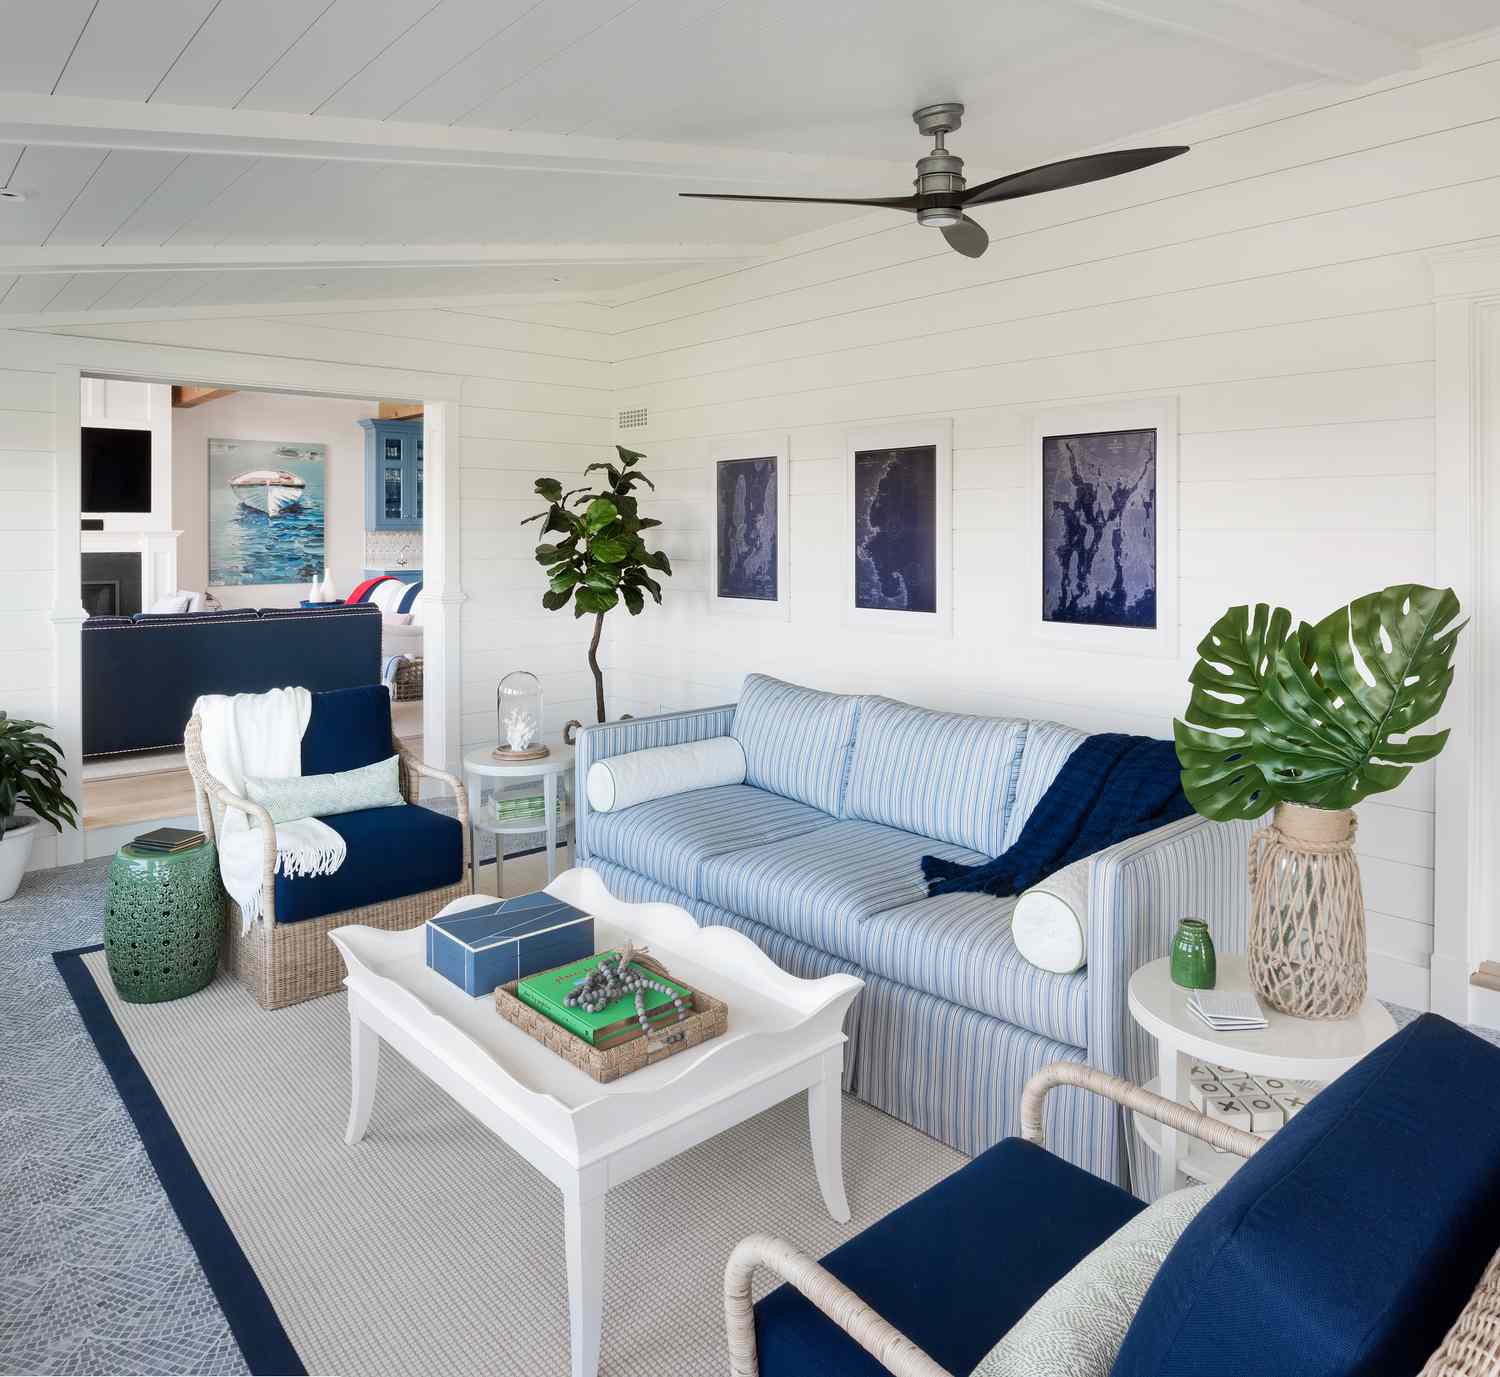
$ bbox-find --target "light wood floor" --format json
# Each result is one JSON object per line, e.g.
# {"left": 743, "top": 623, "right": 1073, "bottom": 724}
{"left": 83, "top": 700, "right": 425, "bottom": 832}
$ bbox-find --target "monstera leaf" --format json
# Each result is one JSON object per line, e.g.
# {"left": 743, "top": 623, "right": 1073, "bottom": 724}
{"left": 1175, "top": 584, "right": 1465, "bottom": 821}
{"left": 1174, "top": 603, "right": 1293, "bottom": 819}
{"left": 1252, "top": 584, "right": 1464, "bottom": 810}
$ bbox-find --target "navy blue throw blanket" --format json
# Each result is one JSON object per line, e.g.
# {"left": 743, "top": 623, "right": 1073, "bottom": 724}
{"left": 920, "top": 733, "right": 1192, "bottom": 898}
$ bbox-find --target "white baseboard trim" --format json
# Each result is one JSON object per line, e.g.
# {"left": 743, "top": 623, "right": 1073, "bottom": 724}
{"left": 1370, "top": 952, "right": 1431, "bottom": 1011}
{"left": 1468, "top": 981, "right": 1500, "bottom": 1033}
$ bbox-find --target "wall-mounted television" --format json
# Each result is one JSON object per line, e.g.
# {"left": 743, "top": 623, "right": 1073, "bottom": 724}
{"left": 81, "top": 426, "right": 152, "bottom": 513}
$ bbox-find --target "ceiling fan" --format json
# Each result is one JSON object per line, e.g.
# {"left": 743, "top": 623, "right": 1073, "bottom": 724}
{"left": 680, "top": 103, "right": 1187, "bottom": 259}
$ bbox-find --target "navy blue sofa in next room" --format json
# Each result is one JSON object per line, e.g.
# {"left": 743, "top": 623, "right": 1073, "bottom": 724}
{"left": 81, "top": 603, "right": 382, "bottom": 758}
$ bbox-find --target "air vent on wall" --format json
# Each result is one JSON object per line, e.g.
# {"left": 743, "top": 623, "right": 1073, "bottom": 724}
{"left": 618, "top": 406, "right": 648, "bottom": 430}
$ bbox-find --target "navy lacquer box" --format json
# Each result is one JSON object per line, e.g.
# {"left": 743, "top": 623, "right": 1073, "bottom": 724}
{"left": 425, "top": 892, "right": 594, "bottom": 997}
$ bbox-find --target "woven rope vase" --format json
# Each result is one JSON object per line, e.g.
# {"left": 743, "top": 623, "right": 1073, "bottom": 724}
{"left": 1248, "top": 802, "right": 1367, "bottom": 1020}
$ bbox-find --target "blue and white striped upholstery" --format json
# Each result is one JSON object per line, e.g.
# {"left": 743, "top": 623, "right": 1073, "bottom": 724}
{"left": 854, "top": 974, "right": 1117, "bottom": 1177}
{"left": 696, "top": 819, "right": 987, "bottom": 964}
{"left": 574, "top": 704, "right": 737, "bottom": 866}
{"left": 731, "top": 674, "right": 861, "bottom": 816}
{"left": 1002, "top": 719, "right": 1087, "bottom": 849}
{"left": 844, "top": 697, "right": 1029, "bottom": 854}
{"left": 584, "top": 783, "right": 835, "bottom": 896}
{"left": 861, "top": 891, "right": 1088, "bottom": 1047}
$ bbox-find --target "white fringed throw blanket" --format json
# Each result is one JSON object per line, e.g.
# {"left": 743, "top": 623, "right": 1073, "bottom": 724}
{"left": 195, "top": 688, "right": 346, "bottom": 931}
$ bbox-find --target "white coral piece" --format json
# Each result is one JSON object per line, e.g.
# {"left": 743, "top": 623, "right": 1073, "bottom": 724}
{"left": 503, "top": 709, "right": 537, "bottom": 752}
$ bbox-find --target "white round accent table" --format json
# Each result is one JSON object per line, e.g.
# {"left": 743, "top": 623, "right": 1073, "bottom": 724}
{"left": 1128, "top": 953, "right": 1396, "bottom": 1191}
{"left": 462, "top": 740, "right": 575, "bottom": 894}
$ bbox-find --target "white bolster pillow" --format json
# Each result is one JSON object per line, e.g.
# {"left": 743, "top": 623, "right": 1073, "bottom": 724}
{"left": 1011, "top": 857, "right": 1091, "bottom": 974}
{"left": 586, "top": 736, "right": 747, "bottom": 813}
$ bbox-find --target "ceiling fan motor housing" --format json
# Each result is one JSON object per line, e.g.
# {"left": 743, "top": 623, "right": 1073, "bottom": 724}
{"left": 912, "top": 102, "right": 966, "bottom": 227}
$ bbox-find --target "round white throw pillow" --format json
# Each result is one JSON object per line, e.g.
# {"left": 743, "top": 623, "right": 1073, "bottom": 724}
{"left": 1012, "top": 857, "right": 1091, "bottom": 973}
{"left": 586, "top": 736, "right": 747, "bottom": 813}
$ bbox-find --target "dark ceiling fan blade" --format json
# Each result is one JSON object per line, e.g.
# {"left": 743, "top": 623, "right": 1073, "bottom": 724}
{"left": 679, "top": 192, "right": 918, "bottom": 211}
{"left": 942, "top": 215, "right": 988, "bottom": 258}
{"left": 962, "top": 146, "right": 1188, "bottom": 207}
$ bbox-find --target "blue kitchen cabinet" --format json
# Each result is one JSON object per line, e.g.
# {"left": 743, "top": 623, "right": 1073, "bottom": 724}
{"left": 360, "top": 418, "right": 423, "bottom": 531}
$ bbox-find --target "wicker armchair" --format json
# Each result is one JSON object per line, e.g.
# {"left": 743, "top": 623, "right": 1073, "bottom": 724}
{"left": 185, "top": 712, "right": 471, "bottom": 1010}
{"left": 725, "top": 1062, "right": 1500, "bottom": 1377}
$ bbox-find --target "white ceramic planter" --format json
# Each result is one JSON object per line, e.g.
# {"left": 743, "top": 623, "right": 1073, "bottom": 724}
{"left": 0, "top": 819, "right": 38, "bottom": 902}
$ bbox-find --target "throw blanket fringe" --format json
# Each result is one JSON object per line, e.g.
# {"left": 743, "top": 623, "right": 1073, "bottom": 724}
{"left": 921, "top": 733, "right": 1192, "bottom": 898}
{"left": 195, "top": 688, "right": 346, "bottom": 931}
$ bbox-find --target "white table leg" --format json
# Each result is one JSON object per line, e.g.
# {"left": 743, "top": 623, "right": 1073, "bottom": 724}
{"left": 466, "top": 770, "right": 483, "bottom": 895}
{"left": 345, "top": 1008, "right": 380, "bottom": 1146}
{"left": 544, "top": 772, "right": 559, "bottom": 881}
{"left": 562, "top": 1173, "right": 606, "bottom": 1377}
{"left": 1160, "top": 1043, "right": 1185, "bottom": 1194}
{"left": 809, "top": 1048, "right": 850, "bottom": 1223}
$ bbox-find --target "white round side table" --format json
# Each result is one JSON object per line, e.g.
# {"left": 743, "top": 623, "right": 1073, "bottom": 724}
{"left": 1128, "top": 953, "right": 1396, "bottom": 1191}
{"left": 461, "top": 741, "right": 575, "bottom": 895}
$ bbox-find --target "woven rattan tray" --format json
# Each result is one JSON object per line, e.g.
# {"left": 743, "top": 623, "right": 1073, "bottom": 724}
{"left": 494, "top": 956, "right": 728, "bottom": 1084}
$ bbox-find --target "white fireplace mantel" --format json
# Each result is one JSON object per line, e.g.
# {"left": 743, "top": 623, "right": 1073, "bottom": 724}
{"left": 82, "top": 528, "right": 182, "bottom": 610}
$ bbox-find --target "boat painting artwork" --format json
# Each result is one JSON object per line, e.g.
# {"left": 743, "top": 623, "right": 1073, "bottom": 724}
{"left": 1041, "top": 427, "right": 1157, "bottom": 629}
{"left": 716, "top": 455, "right": 778, "bottom": 601}
{"left": 853, "top": 445, "right": 937, "bottom": 614}
{"left": 208, "top": 437, "right": 327, "bottom": 586}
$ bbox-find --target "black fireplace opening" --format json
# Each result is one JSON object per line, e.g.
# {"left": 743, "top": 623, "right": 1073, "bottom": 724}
{"left": 81, "top": 552, "right": 142, "bottom": 617}
{"left": 81, "top": 580, "right": 120, "bottom": 616}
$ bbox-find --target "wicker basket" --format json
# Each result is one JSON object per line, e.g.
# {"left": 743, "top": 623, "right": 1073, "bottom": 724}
{"left": 494, "top": 956, "right": 728, "bottom": 1083}
{"left": 393, "top": 656, "right": 424, "bottom": 702}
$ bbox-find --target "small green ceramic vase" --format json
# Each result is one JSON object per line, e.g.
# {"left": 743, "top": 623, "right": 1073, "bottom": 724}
{"left": 1171, "top": 917, "right": 1217, "bottom": 990}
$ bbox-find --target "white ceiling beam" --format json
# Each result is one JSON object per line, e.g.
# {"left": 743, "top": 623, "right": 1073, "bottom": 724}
{"left": 0, "top": 93, "right": 911, "bottom": 189}
{"left": 0, "top": 243, "right": 763, "bottom": 275}
{"left": 1068, "top": 0, "right": 1417, "bottom": 82}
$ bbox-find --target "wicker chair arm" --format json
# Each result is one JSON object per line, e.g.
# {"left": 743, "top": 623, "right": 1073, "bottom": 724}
{"left": 202, "top": 778, "right": 279, "bottom": 900}
{"left": 724, "top": 1234, "right": 955, "bottom": 1377}
{"left": 1021, "top": 1062, "right": 1265, "bottom": 1160}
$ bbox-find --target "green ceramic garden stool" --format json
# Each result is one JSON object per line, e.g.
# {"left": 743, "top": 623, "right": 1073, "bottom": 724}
{"left": 104, "top": 841, "right": 225, "bottom": 1003}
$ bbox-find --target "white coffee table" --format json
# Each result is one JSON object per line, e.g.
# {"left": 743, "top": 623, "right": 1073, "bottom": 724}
{"left": 329, "top": 867, "right": 863, "bottom": 1377}
{"left": 1128, "top": 954, "right": 1396, "bottom": 1191}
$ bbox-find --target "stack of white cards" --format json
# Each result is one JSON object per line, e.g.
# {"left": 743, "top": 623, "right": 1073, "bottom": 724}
{"left": 1187, "top": 989, "right": 1267, "bottom": 1032}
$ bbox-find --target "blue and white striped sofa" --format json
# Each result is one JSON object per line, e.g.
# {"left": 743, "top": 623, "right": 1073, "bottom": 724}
{"left": 574, "top": 674, "right": 1254, "bottom": 1192}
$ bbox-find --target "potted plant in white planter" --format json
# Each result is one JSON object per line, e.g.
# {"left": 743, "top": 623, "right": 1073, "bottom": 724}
{"left": 1175, "top": 584, "right": 1464, "bottom": 1019}
{"left": 0, "top": 713, "right": 79, "bottom": 901}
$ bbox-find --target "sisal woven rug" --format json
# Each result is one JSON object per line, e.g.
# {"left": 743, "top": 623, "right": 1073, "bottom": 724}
{"left": 61, "top": 947, "right": 966, "bottom": 1377}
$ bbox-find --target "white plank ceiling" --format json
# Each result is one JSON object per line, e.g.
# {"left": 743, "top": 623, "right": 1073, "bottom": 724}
{"left": 0, "top": 0, "right": 1494, "bottom": 316}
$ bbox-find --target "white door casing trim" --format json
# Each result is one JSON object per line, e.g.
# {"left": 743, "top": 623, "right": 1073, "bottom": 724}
{"left": 46, "top": 340, "right": 465, "bottom": 872}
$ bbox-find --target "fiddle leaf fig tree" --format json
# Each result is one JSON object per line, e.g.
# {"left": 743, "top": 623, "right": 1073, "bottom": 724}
{"left": 1175, "top": 583, "right": 1465, "bottom": 820}
{"left": 522, "top": 445, "right": 672, "bottom": 723}
{"left": 0, "top": 712, "right": 78, "bottom": 838}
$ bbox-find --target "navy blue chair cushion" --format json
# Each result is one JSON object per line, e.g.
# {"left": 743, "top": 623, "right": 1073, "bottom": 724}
{"left": 1115, "top": 1013, "right": 1500, "bottom": 1377}
{"left": 301, "top": 685, "right": 393, "bottom": 776}
{"left": 754, "top": 1137, "right": 1144, "bottom": 1377}
{"left": 272, "top": 804, "right": 461, "bottom": 924}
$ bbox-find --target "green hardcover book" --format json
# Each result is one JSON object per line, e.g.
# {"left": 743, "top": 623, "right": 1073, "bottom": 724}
{"left": 516, "top": 951, "right": 694, "bottom": 1046}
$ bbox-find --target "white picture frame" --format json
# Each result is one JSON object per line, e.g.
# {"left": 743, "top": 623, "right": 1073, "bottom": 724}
{"left": 844, "top": 419, "right": 953, "bottom": 637}
{"left": 1029, "top": 394, "right": 1178, "bottom": 658}
{"left": 706, "top": 433, "right": 790, "bottom": 621}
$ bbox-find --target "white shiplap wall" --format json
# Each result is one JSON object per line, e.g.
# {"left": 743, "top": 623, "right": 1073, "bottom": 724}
{"left": 588, "top": 37, "right": 1500, "bottom": 1009}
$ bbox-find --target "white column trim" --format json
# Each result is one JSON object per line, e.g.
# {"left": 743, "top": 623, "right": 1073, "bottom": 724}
{"left": 1431, "top": 243, "right": 1500, "bottom": 1029}
{"left": 50, "top": 365, "right": 86, "bottom": 866}
{"left": 420, "top": 398, "right": 466, "bottom": 775}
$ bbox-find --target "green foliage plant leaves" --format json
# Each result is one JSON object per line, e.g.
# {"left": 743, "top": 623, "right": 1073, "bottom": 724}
{"left": 520, "top": 449, "right": 671, "bottom": 722}
{"left": 0, "top": 712, "right": 79, "bottom": 835}
{"left": 1175, "top": 584, "right": 1465, "bottom": 820}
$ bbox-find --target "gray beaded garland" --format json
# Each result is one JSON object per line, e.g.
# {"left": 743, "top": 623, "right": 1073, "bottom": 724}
{"left": 563, "top": 951, "right": 689, "bottom": 1033}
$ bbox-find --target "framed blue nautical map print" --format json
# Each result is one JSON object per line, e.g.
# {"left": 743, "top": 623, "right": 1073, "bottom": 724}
{"left": 708, "top": 435, "right": 789, "bottom": 619}
{"left": 1031, "top": 397, "right": 1177, "bottom": 656}
{"left": 845, "top": 421, "right": 953, "bottom": 635}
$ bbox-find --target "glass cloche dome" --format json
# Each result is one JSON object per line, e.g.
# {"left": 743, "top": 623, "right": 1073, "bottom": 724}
{"left": 495, "top": 670, "right": 548, "bottom": 760}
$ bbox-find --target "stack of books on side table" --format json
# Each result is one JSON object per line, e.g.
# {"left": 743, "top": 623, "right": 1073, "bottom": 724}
{"left": 516, "top": 952, "right": 696, "bottom": 1048}
{"left": 495, "top": 792, "right": 547, "bottom": 824}
{"left": 131, "top": 827, "right": 206, "bottom": 854}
